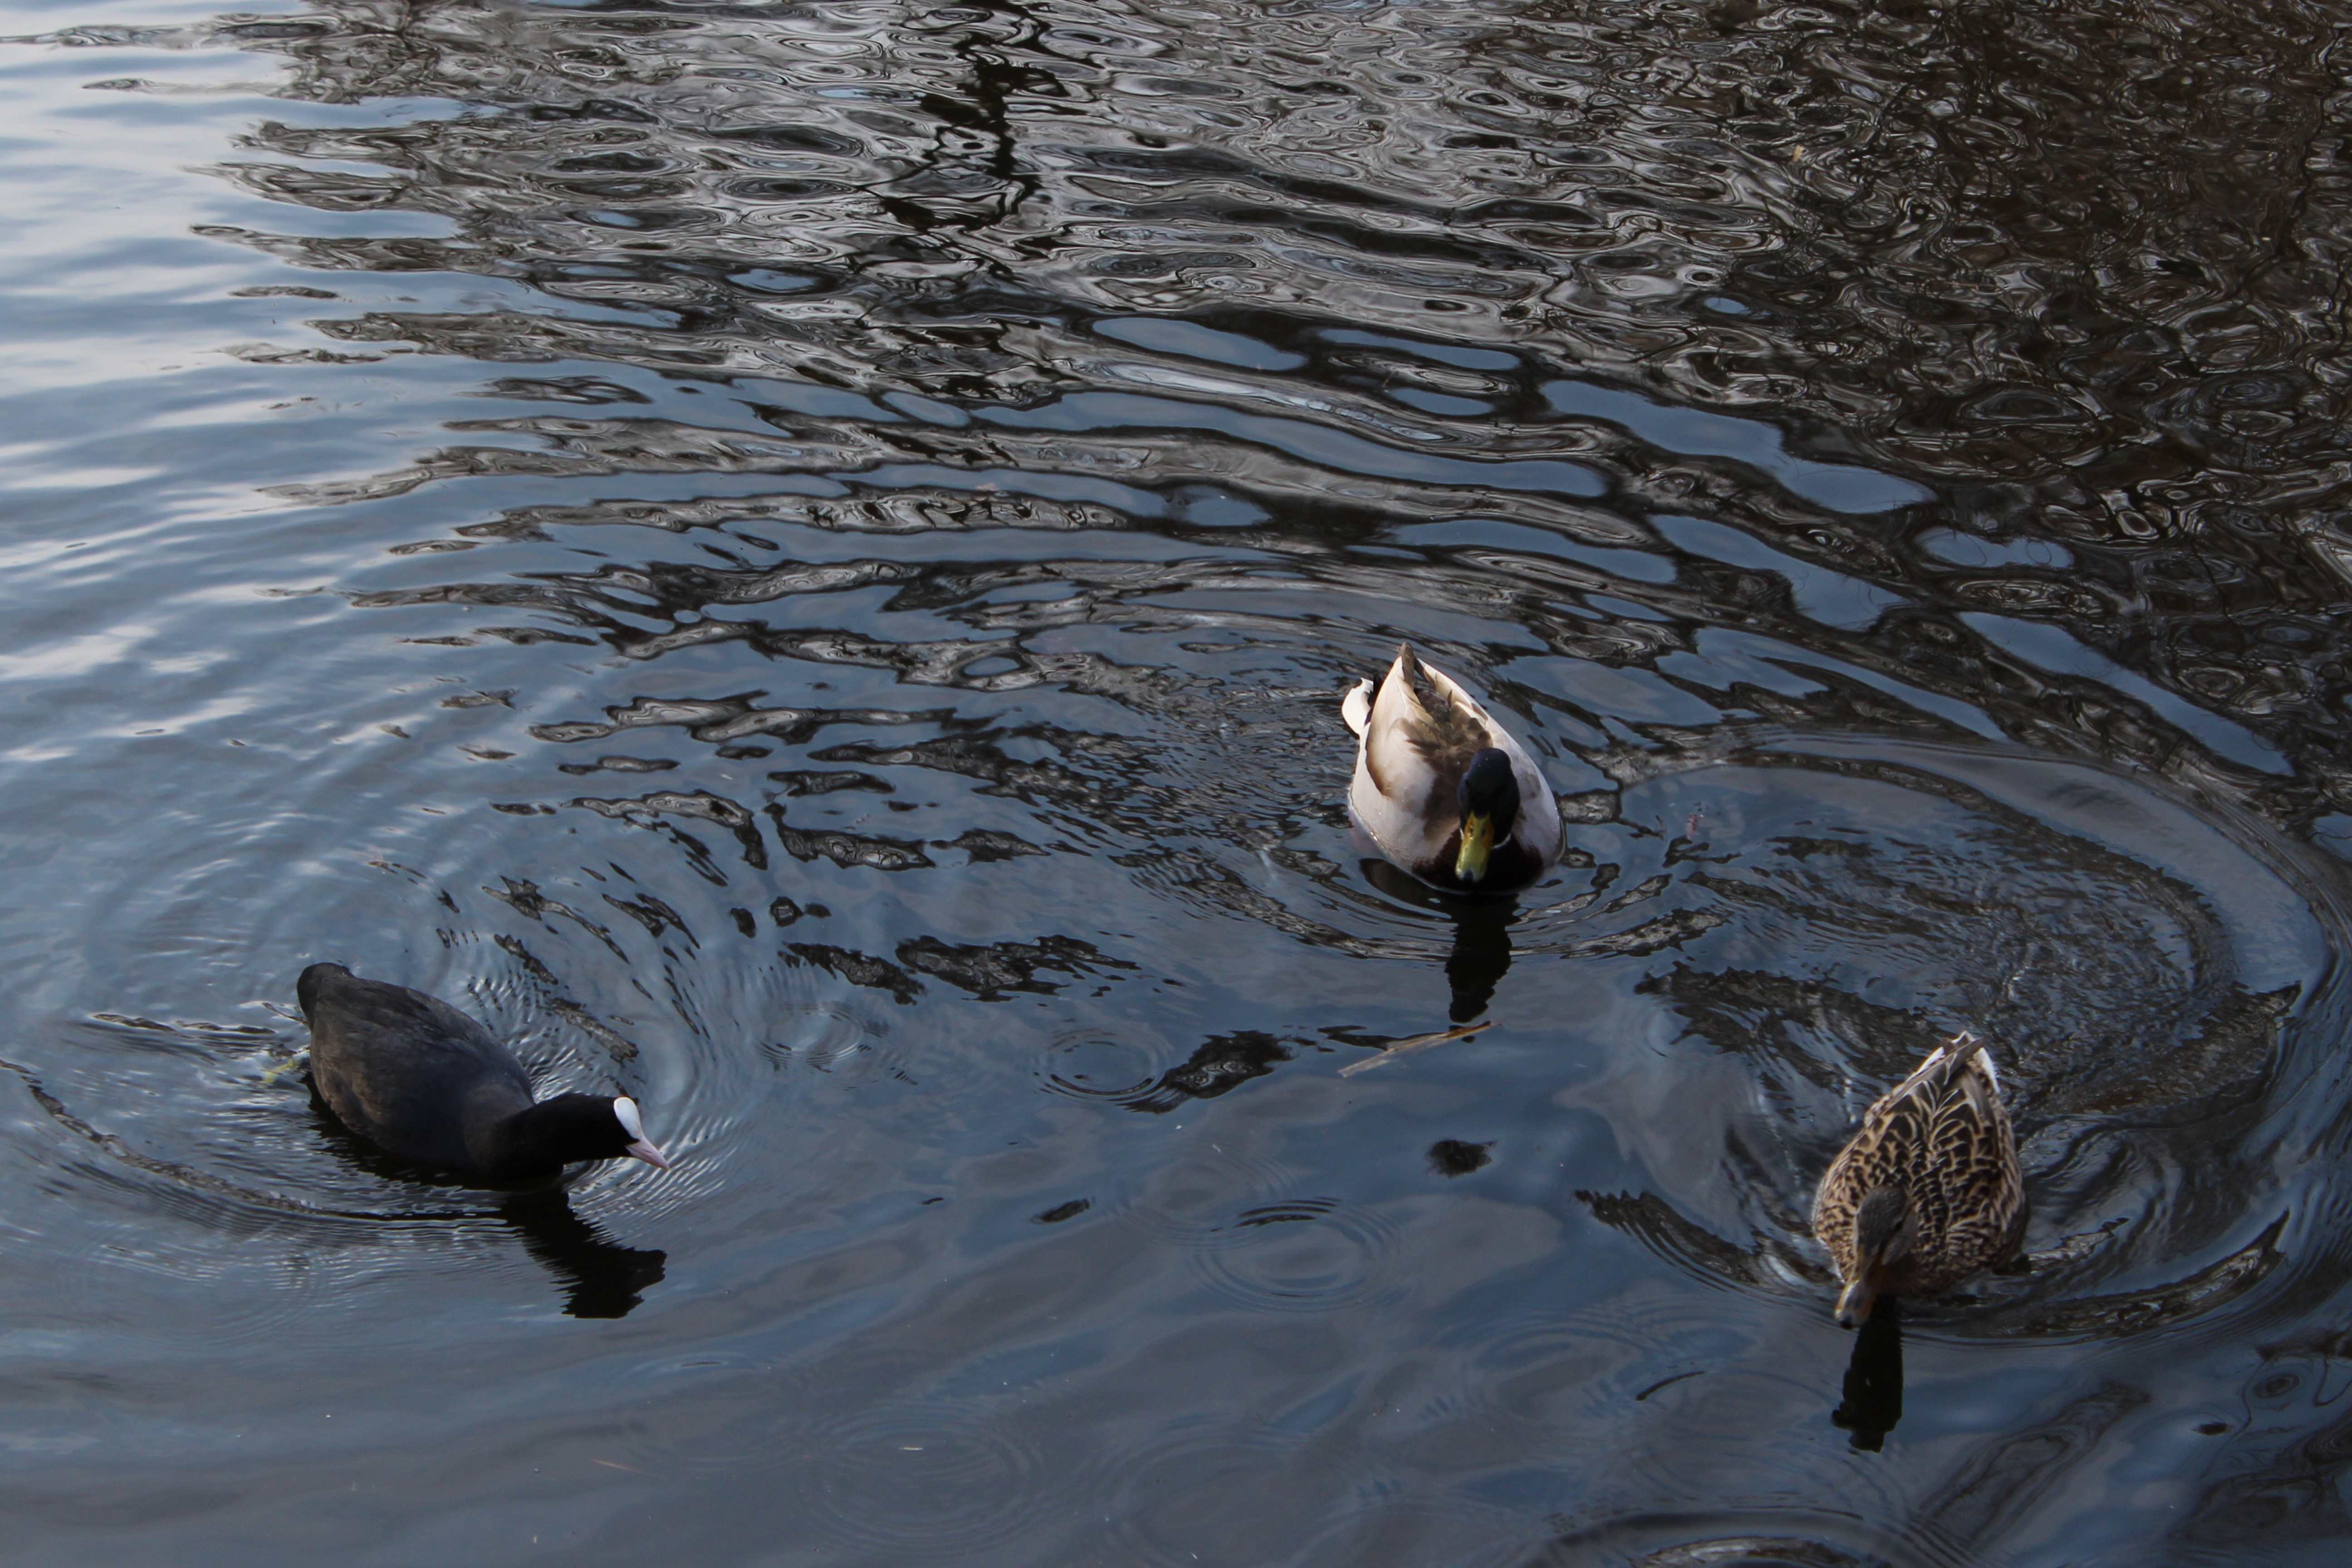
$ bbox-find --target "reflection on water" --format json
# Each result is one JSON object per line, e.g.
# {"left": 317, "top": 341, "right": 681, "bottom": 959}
{"left": 1835, "top": 1303, "right": 1904, "bottom": 1454}
{"left": 2, "top": 0, "right": 2352, "bottom": 1561}
{"left": 1359, "top": 857, "right": 1520, "bottom": 1022}
{"left": 308, "top": 1076, "right": 670, "bottom": 1316}
{"left": 501, "top": 1189, "right": 667, "bottom": 1320}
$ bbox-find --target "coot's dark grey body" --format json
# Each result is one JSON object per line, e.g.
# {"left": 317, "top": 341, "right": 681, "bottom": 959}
{"left": 297, "top": 963, "right": 668, "bottom": 1184}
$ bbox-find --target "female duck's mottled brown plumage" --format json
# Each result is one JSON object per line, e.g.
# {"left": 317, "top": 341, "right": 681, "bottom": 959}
{"left": 1813, "top": 1030, "right": 2024, "bottom": 1326}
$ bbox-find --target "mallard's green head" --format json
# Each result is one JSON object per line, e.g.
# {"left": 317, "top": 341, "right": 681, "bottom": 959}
{"left": 1836, "top": 1185, "right": 1915, "bottom": 1328}
{"left": 1454, "top": 749, "right": 1522, "bottom": 883}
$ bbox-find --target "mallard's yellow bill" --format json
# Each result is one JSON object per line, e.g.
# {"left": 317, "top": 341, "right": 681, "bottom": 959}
{"left": 1455, "top": 812, "right": 1495, "bottom": 882}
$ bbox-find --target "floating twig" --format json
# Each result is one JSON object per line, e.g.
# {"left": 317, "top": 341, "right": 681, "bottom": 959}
{"left": 259, "top": 1049, "right": 310, "bottom": 1089}
{"left": 1339, "top": 1019, "right": 1493, "bottom": 1078}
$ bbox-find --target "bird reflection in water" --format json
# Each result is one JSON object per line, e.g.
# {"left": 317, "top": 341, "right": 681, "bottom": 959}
{"left": 1833, "top": 1302, "right": 1904, "bottom": 1451}
{"left": 309, "top": 1103, "right": 666, "bottom": 1319}
{"left": 1359, "top": 859, "right": 1517, "bottom": 1024}
{"left": 501, "top": 1188, "right": 667, "bottom": 1320}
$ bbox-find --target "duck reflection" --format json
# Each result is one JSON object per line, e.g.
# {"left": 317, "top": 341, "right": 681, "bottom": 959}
{"left": 1833, "top": 1302, "right": 1904, "bottom": 1451}
{"left": 1441, "top": 898, "right": 1516, "bottom": 1025}
{"left": 500, "top": 1188, "right": 667, "bottom": 1320}
{"left": 1360, "top": 858, "right": 1516, "bottom": 1023}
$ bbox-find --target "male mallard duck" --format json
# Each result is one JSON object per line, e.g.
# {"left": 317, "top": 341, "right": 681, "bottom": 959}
{"left": 1341, "top": 643, "right": 1563, "bottom": 895}
{"left": 1813, "top": 1030, "right": 2023, "bottom": 1327}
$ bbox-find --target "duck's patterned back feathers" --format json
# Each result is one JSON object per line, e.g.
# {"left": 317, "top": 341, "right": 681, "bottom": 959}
{"left": 1376, "top": 645, "right": 1507, "bottom": 830}
{"left": 1813, "top": 1032, "right": 2023, "bottom": 1299}
{"left": 1400, "top": 647, "right": 1499, "bottom": 776}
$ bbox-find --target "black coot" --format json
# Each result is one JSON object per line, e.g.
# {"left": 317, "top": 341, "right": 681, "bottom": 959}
{"left": 297, "top": 962, "right": 671, "bottom": 1184}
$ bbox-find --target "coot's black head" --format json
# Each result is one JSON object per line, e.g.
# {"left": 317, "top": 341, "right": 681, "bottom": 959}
{"left": 296, "top": 961, "right": 351, "bottom": 1023}
{"left": 494, "top": 1093, "right": 672, "bottom": 1183}
{"left": 1452, "top": 749, "right": 1523, "bottom": 883}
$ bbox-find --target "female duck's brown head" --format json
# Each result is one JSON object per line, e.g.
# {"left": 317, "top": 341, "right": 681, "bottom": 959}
{"left": 1836, "top": 1184, "right": 1917, "bottom": 1328}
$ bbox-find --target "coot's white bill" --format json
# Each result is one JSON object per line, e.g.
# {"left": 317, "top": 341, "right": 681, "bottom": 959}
{"left": 614, "top": 1096, "right": 672, "bottom": 1169}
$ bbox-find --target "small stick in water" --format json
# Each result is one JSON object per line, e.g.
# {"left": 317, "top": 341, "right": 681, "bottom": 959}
{"left": 1339, "top": 1020, "right": 1493, "bottom": 1078}
{"left": 260, "top": 1050, "right": 310, "bottom": 1088}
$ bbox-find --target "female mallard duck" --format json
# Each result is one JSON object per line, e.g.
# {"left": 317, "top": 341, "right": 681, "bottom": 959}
{"left": 1341, "top": 643, "right": 1563, "bottom": 895}
{"left": 1813, "top": 1030, "right": 2024, "bottom": 1327}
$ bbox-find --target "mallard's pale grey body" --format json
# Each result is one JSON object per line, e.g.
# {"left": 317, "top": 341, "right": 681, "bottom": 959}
{"left": 1342, "top": 644, "right": 1562, "bottom": 895}
{"left": 1813, "top": 1031, "right": 2024, "bottom": 1326}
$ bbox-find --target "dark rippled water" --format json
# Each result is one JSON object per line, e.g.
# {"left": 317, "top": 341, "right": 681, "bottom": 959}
{"left": 3, "top": 0, "right": 2351, "bottom": 1561}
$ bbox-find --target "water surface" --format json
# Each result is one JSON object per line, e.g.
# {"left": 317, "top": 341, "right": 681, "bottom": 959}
{"left": 2, "top": 0, "right": 2351, "bottom": 1563}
